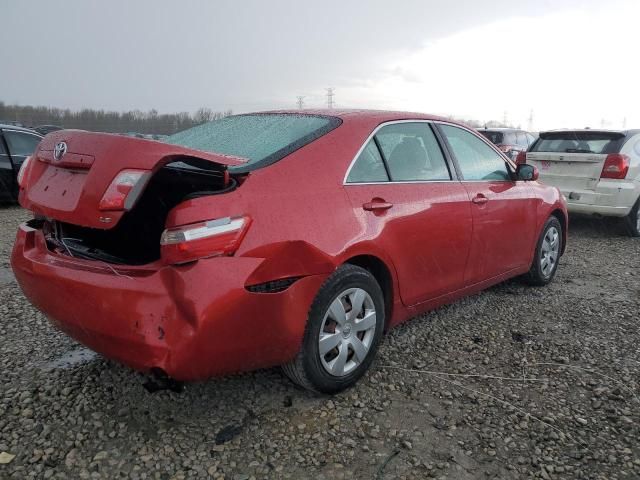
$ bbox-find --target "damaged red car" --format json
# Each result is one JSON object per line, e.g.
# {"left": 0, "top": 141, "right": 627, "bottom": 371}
{"left": 11, "top": 110, "right": 567, "bottom": 393}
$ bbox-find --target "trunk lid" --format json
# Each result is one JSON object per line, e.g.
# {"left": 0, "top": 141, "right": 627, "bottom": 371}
{"left": 21, "top": 130, "right": 247, "bottom": 229}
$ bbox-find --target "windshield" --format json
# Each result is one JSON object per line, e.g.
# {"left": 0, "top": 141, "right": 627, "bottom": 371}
{"left": 531, "top": 131, "right": 625, "bottom": 154}
{"left": 166, "top": 113, "right": 341, "bottom": 172}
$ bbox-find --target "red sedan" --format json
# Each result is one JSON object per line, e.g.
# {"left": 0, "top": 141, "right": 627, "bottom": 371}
{"left": 11, "top": 110, "right": 567, "bottom": 393}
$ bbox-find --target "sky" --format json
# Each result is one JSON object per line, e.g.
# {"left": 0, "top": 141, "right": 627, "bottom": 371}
{"left": 1, "top": 0, "right": 639, "bottom": 130}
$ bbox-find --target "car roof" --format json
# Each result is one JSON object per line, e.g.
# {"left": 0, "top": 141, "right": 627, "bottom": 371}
{"left": 0, "top": 124, "right": 43, "bottom": 135}
{"left": 538, "top": 128, "right": 640, "bottom": 136}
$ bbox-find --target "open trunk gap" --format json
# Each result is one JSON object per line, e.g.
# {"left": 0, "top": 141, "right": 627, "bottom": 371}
{"left": 45, "top": 157, "right": 234, "bottom": 265}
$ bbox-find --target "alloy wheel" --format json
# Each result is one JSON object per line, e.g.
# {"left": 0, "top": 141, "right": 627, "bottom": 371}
{"left": 318, "top": 288, "right": 377, "bottom": 377}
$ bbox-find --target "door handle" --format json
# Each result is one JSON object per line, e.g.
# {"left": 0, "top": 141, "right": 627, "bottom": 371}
{"left": 363, "top": 201, "right": 393, "bottom": 211}
{"left": 472, "top": 194, "right": 489, "bottom": 205}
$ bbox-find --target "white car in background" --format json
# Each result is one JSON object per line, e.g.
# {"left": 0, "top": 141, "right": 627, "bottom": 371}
{"left": 518, "top": 129, "right": 640, "bottom": 236}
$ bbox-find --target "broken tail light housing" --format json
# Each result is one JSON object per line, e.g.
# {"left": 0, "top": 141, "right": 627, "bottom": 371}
{"left": 160, "top": 216, "right": 251, "bottom": 265}
{"left": 17, "top": 156, "right": 33, "bottom": 188}
{"left": 98, "top": 169, "right": 151, "bottom": 211}
{"left": 600, "top": 154, "right": 630, "bottom": 179}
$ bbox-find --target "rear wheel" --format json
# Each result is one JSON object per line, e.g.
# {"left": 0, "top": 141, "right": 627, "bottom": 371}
{"left": 282, "top": 264, "right": 385, "bottom": 394}
{"left": 623, "top": 198, "right": 640, "bottom": 237}
{"left": 525, "top": 216, "right": 562, "bottom": 286}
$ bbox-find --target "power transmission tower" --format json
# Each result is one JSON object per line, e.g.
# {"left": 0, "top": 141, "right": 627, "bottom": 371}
{"left": 296, "top": 96, "right": 305, "bottom": 110}
{"left": 326, "top": 88, "right": 335, "bottom": 109}
{"left": 528, "top": 109, "right": 534, "bottom": 131}
{"left": 502, "top": 111, "right": 509, "bottom": 127}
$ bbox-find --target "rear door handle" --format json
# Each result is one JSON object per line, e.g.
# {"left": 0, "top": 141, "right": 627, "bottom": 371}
{"left": 472, "top": 194, "right": 489, "bottom": 205}
{"left": 363, "top": 201, "right": 393, "bottom": 211}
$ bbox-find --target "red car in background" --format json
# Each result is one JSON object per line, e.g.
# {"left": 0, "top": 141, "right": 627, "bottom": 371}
{"left": 11, "top": 110, "right": 567, "bottom": 393}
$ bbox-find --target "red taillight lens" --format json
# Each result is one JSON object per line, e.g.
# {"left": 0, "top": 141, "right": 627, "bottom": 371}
{"left": 160, "top": 216, "right": 251, "bottom": 265}
{"left": 17, "top": 156, "right": 33, "bottom": 188}
{"left": 98, "top": 169, "right": 151, "bottom": 211}
{"left": 497, "top": 144, "right": 511, "bottom": 153}
{"left": 515, "top": 151, "right": 527, "bottom": 165}
{"left": 600, "top": 154, "right": 630, "bottom": 179}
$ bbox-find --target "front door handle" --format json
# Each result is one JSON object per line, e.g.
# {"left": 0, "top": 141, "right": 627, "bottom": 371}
{"left": 472, "top": 194, "right": 489, "bottom": 205}
{"left": 363, "top": 201, "right": 393, "bottom": 211}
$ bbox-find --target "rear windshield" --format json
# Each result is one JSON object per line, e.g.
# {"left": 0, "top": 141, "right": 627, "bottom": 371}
{"left": 530, "top": 131, "right": 625, "bottom": 154}
{"left": 479, "top": 131, "right": 503, "bottom": 144}
{"left": 166, "top": 113, "right": 341, "bottom": 172}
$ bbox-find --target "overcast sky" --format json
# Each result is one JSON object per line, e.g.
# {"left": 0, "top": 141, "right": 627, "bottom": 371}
{"left": 1, "top": 0, "right": 638, "bottom": 130}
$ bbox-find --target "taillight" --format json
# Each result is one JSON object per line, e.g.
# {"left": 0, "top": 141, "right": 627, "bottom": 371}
{"left": 497, "top": 144, "right": 512, "bottom": 153}
{"left": 98, "top": 169, "right": 151, "bottom": 211}
{"left": 600, "top": 154, "right": 630, "bottom": 179}
{"left": 160, "top": 216, "right": 251, "bottom": 265}
{"left": 17, "top": 156, "right": 32, "bottom": 188}
{"left": 515, "top": 151, "right": 527, "bottom": 165}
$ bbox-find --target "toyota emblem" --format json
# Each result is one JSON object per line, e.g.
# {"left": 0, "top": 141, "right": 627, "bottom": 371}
{"left": 53, "top": 141, "right": 68, "bottom": 160}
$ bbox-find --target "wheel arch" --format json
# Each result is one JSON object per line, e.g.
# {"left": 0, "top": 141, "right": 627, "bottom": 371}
{"left": 343, "top": 254, "right": 394, "bottom": 329}
{"left": 550, "top": 208, "right": 568, "bottom": 254}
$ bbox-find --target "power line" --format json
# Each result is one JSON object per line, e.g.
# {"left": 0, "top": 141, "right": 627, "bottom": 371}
{"left": 326, "top": 88, "right": 335, "bottom": 109}
{"left": 296, "top": 96, "right": 305, "bottom": 110}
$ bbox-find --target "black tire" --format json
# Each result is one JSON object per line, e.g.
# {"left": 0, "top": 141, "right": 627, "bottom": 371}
{"left": 525, "top": 216, "right": 563, "bottom": 286}
{"left": 623, "top": 197, "right": 640, "bottom": 237}
{"left": 282, "top": 264, "right": 385, "bottom": 394}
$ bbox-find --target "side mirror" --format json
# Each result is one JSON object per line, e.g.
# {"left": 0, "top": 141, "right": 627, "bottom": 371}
{"left": 516, "top": 163, "right": 539, "bottom": 181}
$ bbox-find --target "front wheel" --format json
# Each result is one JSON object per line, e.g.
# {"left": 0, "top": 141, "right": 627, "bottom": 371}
{"left": 623, "top": 198, "right": 640, "bottom": 237}
{"left": 282, "top": 264, "right": 385, "bottom": 394}
{"left": 525, "top": 216, "right": 563, "bottom": 286}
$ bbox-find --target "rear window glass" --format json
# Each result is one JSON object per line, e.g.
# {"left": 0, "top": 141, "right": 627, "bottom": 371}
{"left": 166, "top": 113, "right": 341, "bottom": 171}
{"left": 479, "top": 131, "right": 503, "bottom": 145}
{"left": 531, "top": 132, "right": 624, "bottom": 154}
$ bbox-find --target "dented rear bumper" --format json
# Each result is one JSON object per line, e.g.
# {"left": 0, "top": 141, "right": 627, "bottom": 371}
{"left": 11, "top": 222, "right": 327, "bottom": 381}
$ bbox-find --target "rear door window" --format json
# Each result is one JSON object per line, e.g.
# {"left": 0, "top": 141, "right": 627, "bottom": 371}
{"left": 440, "top": 124, "right": 511, "bottom": 181}
{"left": 346, "top": 140, "right": 389, "bottom": 183}
{"left": 374, "top": 123, "right": 451, "bottom": 181}
{"left": 4, "top": 131, "right": 41, "bottom": 156}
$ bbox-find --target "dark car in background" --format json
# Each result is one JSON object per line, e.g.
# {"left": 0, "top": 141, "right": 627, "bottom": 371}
{"left": 478, "top": 128, "right": 536, "bottom": 160}
{"left": 33, "top": 125, "right": 64, "bottom": 136}
{"left": 0, "top": 124, "right": 43, "bottom": 202}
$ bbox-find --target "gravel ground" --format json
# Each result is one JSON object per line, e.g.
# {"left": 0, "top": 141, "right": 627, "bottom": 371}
{"left": 0, "top": 205, "right": 639, "bottom": 480}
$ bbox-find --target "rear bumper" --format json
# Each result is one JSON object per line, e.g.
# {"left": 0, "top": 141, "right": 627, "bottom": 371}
{"left": 10, "top": 223, "right": 327, "bottom": 381}
{"left": 560, "top": 179, "right": 639, "bottom": 217}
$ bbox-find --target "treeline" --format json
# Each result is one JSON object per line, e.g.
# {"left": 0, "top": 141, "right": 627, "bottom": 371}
{"left": 0, "top": 102, "right": 232, "bottom": 135}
